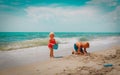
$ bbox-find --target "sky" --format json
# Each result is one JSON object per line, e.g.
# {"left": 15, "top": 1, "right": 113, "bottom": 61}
{"left": 0, "top": 0, "right": 120, "bottom": 32}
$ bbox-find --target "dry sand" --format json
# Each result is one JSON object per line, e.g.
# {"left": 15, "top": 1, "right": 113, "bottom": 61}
{"left": 0, "top": 46, "right": 120, "bottom": 75}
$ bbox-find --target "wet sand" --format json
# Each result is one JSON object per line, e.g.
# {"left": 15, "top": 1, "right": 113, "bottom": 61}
{"left": 0, "top": 46, "right": 120, "bottom": 75}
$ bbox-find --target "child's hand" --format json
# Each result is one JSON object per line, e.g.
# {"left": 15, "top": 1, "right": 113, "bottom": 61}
{"left": 55, "top": 41, "right": 58, "bottom": 44}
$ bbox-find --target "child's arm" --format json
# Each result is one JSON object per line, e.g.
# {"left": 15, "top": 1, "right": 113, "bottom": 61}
{"left": 77, "top": 48, "right": 81, "bottom": 54}
{"left": 48, "top": 39, "right": 51, "bottom": 43}
{"left": 54, "top": 39, "right": 57, "bottom": 44}
{"left": 77, "top": 46, "right": 83, "bottom": 54}
{"left": 83, "top": 48, "right": 87, "bottom": 55}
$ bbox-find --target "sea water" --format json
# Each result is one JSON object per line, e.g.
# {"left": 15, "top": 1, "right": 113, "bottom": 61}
{"left": 0, "top": 32, "right": 120, "bottom": 51}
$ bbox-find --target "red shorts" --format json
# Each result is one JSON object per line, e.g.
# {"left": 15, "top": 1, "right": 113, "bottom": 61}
{"left": 48, "top": 43, "right": 54, "bottom": 48}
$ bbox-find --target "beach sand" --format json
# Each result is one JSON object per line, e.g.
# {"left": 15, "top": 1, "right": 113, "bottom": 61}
{"left": 0, "top": 46, "right": 120, "bottom": 75}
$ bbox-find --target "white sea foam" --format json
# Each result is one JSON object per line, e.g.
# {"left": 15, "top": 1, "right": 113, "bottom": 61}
{"left": 0, "top": 36, "right": 120, "bottom": 51}
{"left": 90, "top": 36, "right": 120, "bottom": 46}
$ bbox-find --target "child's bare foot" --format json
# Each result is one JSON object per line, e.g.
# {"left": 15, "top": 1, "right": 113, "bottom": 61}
{"left": 75, "top": 52, "right": 78, "bottom": 55}
{"left": 78, "top": 52, "right": 84, "bottom": 55}
{"left": 50, "top": 55, "right": 54, "bottom": 58}
{"left": 50, "top": 56, "right": 54, "bottom": 58}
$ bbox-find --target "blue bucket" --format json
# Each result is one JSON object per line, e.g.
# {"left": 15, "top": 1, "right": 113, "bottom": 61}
{"left": 53, "top": 44, "right": 58, "bottom": 50}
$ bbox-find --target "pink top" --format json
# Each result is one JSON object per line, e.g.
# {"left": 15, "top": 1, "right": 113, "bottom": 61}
{"left": 48, "top": 39, "right": 56, "bottom": 48}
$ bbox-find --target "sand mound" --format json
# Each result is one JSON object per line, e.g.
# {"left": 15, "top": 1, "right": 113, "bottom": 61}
{"left": 59, "top": 48, "right": 120, "bottom": 75}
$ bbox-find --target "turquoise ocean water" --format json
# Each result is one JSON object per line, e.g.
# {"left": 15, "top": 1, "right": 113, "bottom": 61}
{"left": 0, "top": 32, "right": 120, "bottom": 51}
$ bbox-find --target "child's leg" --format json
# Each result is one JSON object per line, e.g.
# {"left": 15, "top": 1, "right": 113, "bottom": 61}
{"left": 48, "top": 43, "right": 54, "bottom": 57}
{"left": 50, "top": 48, "right": 54, "bottom": 57}
{"left": 51, "top": 49, "right": 54, "bottom": 57}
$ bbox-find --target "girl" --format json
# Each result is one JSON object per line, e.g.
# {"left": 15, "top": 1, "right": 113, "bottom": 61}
{"left": 48, "top": 32, "right": 57, "bottom": 57}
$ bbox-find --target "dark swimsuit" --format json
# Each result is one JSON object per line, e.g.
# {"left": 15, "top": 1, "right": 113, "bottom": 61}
{"left": 74, "top": 44, "right": 84, "bottom": 53}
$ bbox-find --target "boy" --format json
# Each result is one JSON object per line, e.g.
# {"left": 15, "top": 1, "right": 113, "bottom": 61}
{"left": 72, "top": 42, "right": 89, "bottom": 55}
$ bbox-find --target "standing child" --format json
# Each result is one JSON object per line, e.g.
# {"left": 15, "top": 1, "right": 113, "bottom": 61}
{"left": 48, "top": 32, "right": 57, "bottom": 57}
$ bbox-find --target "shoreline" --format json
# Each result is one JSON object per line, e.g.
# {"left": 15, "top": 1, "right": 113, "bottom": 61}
{"left": 0, "top": 35, "right": 120, "bottom": 51}
{"left": 0, "top": 46, "right": 120, "bottom": 75}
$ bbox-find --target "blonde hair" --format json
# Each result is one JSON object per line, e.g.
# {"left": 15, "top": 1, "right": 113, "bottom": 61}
{"left": 49, "top": 32, "right": 54, "bottom": 36}
{"left": 85, "top": 42, "right": 89, "bottom": 48}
